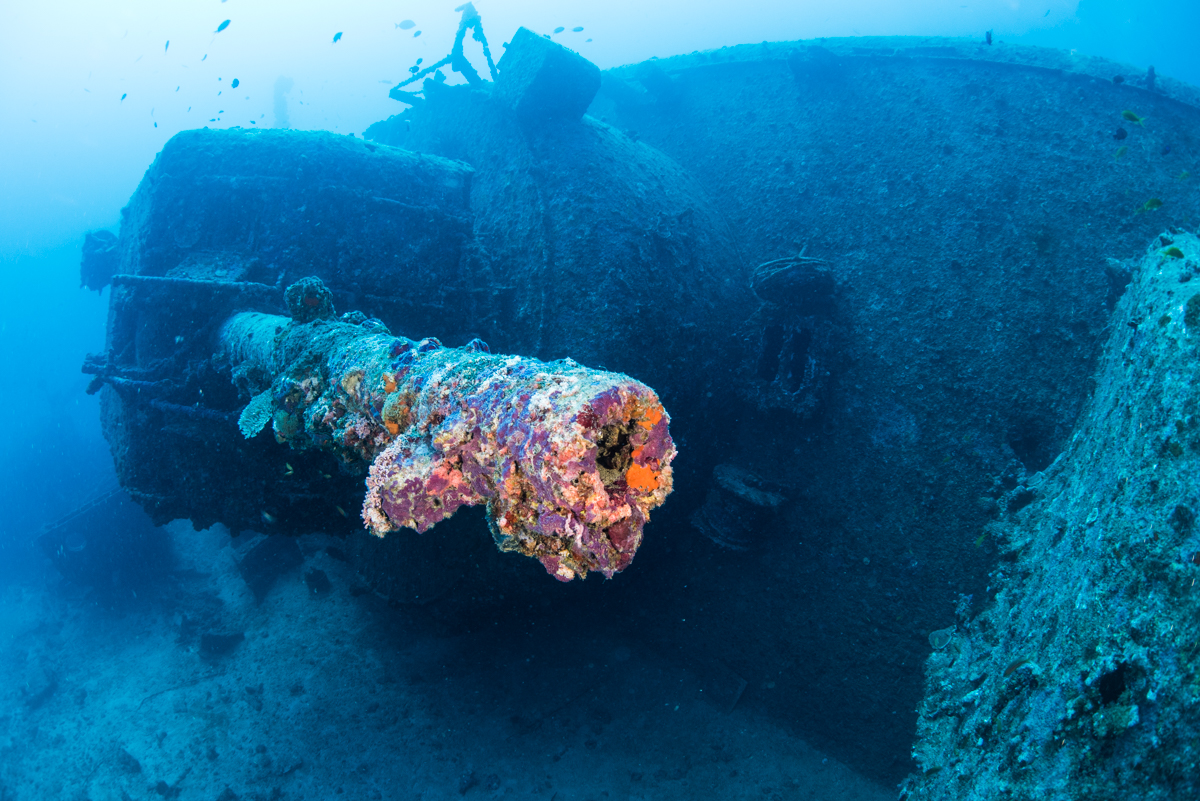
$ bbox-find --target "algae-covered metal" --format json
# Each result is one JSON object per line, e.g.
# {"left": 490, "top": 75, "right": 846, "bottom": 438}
{"left": 219, "top": 280, "right": 675, "bottom": 581}
{"left": 906, "top": 232, "right": 1200, "bottom": 799}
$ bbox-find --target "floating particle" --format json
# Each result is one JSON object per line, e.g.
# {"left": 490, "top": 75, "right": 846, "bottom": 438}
{"left": 165, "top": 40, "right": 169, "bottom": 51}
{"left": 413, "top": 30, "right": 421, "bottom": 37}
{"left": 215, "top": 19, "right": 230, "bottom": 34}
{"left": 120, "top": 93, "right": 127, "bottom": 101}
{"left": 1162, "top": 143, "right": 1172, "bottom": 155}
{"left": 398, "top": 20, "right": 415, "bottom": 30}
{"left": 231, "top": 78, "right": 239, "bottom": 88}
{"left": 573, "top": 26, "right": 584, "bottom": 32}
{"left": 554, "top": 26, "right": 564, "bottom": 33}
{"left": 154, "top": 122, "right": 157, "bottom": 127}
{"left": 587, "top": 38, "right": 592, "bottom": 42}
{"left": 202, "top": 54, "right": 207, "bottom": 61}
{"left": 333, "top": 32, "right": 343, "bottom": 43}
{"left": 175, "top": 86, "right": 180, "bottom": 92}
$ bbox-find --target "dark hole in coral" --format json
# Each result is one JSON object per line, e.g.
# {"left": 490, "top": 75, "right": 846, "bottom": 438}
{"left": 1104, "top": 263, "right": 1132, "bottom": 312}
{"left": 1098, "top": 663, "right": 1127, "bottom": 705}
{"left": 758, "top": 325, "right": 785, "bottom": 381}
{"left": 596, "top": 424, "right": 631, "bottom": 473}
{"left": 1009, "top": 420, "right": 1055, "bottom": 473}
{"left": 1186, "top": 294, "right": 1200, "bottom": 329}
{"left": 1050, "top": 518, "right": 1067, "bottom": 547}
{"left": 1170, "top": 503, "right": 1195, "bottom": 532}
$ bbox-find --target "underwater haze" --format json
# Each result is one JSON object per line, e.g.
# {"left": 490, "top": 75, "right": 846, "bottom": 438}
{"left": 2, "top": 0, "right": 1200, "bottom": 799}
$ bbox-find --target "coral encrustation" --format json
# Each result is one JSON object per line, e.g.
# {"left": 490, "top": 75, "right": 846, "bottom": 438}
{"left": 220, "top": 310, "right": 675, "bottom": 581}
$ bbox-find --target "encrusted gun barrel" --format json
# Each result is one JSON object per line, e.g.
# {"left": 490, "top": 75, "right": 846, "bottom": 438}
{"left": 218, "top": 290, "right": 675, "bottom": 582}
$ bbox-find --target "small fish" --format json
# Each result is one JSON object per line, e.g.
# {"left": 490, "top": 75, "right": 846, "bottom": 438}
{"left": 165, "top": 40, "right": 169, "bottom": 51}
{"left": 1162, "top": 143, "right": 1172, "bottom": 155}
{"left": 573, "top": 26, "right": 584, "bottom": 32}
{"left": 586, "top": 38, "right": 592, "bottom": 42}
{"left": 1121, "top": 110, "right": 1145, "bottom": 126}
{"left": 1162, "top": 246, "right": 1185, "bottom": 259}
{"left": 336, "top": 506, "right": 348, "bottom": 518}
{"left": 285, "top": 463, "right": 294, "bottom": 476}
{"left": 261, "top": 510, "right": 277, "bottom": 524}
{"left": 1043, "top": 8, "right": 1050, "bottom": 16}
{"left": 333, "top": 31, "right": 343, "bottom": 43}
{"left": 323, "top": 473, "right": 332, "bottom": 479}
{"left": 554, "top": 26, "right": 564, "bottom": 33}
{"left": 154, "top": 122, "right": 157, "bottom": 128}
{"left": 1176, "top": 170, "right": 1191, "bottom": 181}
{"left": 202, "top": 54, "right": 207, "bottom": 61}
{"left": 175, "top": 86, "right": 180, "bottom": 92}
{"left": 120, "top": 93, "right": 127, "bottom": 101}
{"left": 398, "top": 20, "right": 415, "bottom": 30}
{"left": 985, "top": 29, "right": 993, "bottom": 45}
{"left": 409, "top": 66, "right": 419, "bottom": 74}
{"left": 231, "top": 78, "right": 239, "bottom": 88}
{"left": 413, "top": 30, "right": 421, "bottom": 37}
{"left": 1113, "top": 75, "right": 1125, "bottom": 84}
{"left": 416, "top": 57, "right": 423, "bottom": 65}
{"left": 215, "top": 19, "right": 230, "bottom": 34}
{"left": 1113, "top": 127, "right": 1127, "bottom": 140}
{"left": 1136, "top": 197, "right": 1164, "bottom": 214}
{"left": 1114, "top": 146, "right": 1127, "bottom": 159}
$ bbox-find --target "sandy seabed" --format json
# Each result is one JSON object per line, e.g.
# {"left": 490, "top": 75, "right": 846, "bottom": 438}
{"left": 0, "top": 523, "right": 890, "bottom": 801}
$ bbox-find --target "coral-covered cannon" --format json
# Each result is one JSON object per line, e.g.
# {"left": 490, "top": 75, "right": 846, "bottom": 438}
{"left": 219, "top": 278, "right": 675, "bottom": 581}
